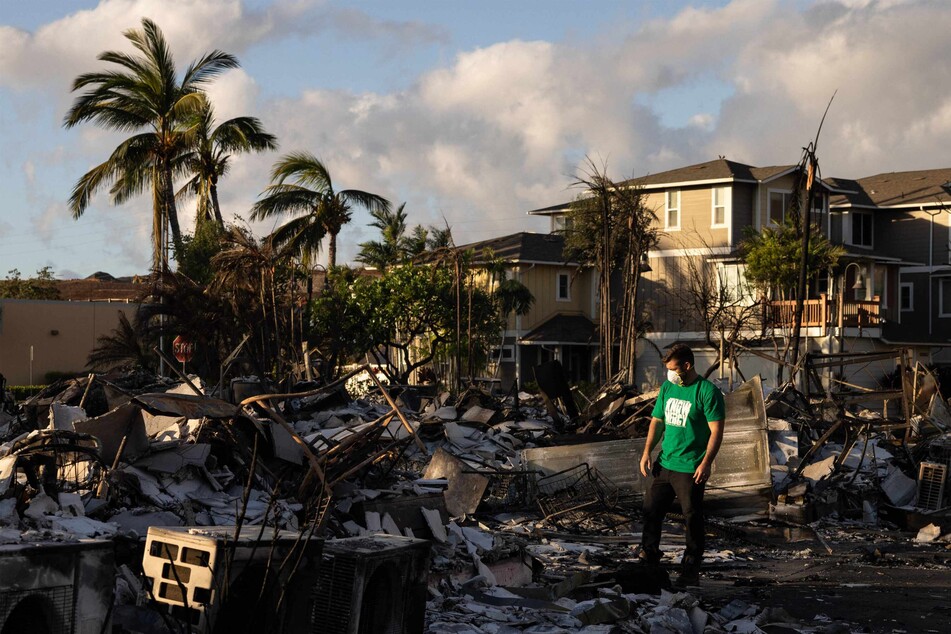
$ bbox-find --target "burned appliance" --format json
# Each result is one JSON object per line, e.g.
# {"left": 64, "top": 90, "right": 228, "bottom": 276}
{"left": 311, "top": 534, "right": 431, "bottom": 634}
{"left": 143, "top": 525, "right": 323, "bottom": 633}
{"left": 0, "top": 539, "right": 114, "bottom": 634}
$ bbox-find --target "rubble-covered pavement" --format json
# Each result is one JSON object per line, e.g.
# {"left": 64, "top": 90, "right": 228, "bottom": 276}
{"left": 1, "top": 363, "right": 950, "bottom": 633}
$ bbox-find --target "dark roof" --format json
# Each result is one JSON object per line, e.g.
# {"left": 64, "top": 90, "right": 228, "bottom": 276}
{"left": 829, "top": 169, "right": 951, "bottom": 208}
{"left": 529, "top": 159, "right": 835, "bottom": 215}
{"left": 456, "top": 232, "right": 569, "bottom": 264}
{"left": 55, "top": 278, "right": 145, "bottom": 301}
{"left": 521, "top": 314, "right": 597, "bottom": 344}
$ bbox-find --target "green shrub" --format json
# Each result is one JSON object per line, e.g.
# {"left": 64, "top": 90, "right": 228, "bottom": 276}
{"left": 44, "top": 371, "right": 84, "bottom": 384}
{"left": 9, "top": 385, "right": 46, "bottom": 401}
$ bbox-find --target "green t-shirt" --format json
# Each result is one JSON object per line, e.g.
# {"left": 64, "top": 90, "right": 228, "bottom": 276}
{"left": 650, "top": 377, "right": 726, "bottom": 473}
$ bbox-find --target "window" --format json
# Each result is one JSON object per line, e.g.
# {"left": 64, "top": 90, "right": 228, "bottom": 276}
{"left": 851, "top": 212, "right": 873, "bottom": 247}
{"left": 900, "top": 283, "right": 914, "bottom": 312}
{"left": 712, "top": 187, "right": 727, "bottom": 227}
{"left": 716, "top": 263, "right": 755, "bottom": 306}
{"left": 768, "top": 190, "right": 791, "bottom": 225}
{"left": 940, "top": 279, "right": 951, "bottom": 317}
{"left": 552, "top": 215, "right": 573, "bottom": 234}
{"left": 556, "top": 272, "right": 570, "bottom": 301}
{"left": 665, "top": 190, "right": 680, "bottom": 230}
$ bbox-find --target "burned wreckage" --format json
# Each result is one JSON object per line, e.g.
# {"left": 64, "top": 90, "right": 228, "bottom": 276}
{"left": 0, "top": 354, "right": 949, "bottom": 634}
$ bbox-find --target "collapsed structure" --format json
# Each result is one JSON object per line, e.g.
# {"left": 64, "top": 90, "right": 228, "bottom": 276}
{"left": 0, "top": 359, "right": 948, "bottom": 633}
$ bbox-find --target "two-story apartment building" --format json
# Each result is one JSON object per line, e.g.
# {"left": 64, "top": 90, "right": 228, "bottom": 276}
{"left": 528, "top": 158, "right": 949, "bottom": 389}
{"left": 828, "top": 169, "right": 951, "bottom": 349}
{"left": 455, "top": 232, "right": 599, "bottom": 388}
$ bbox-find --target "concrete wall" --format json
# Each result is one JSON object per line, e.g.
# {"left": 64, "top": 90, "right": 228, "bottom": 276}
{"left": 0, "top": 299, "right": 140, "bottom": 385}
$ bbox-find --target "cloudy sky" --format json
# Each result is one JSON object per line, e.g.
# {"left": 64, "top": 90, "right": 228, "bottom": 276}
{"left": 1, "top": 0, "right": 949, "bottom": 278}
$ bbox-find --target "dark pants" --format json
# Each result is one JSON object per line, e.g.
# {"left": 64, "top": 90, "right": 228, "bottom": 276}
{"left": 640, "top": 466, "right": 705, "bottom": 572}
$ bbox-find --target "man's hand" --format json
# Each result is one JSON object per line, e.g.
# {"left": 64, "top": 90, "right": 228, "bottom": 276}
{"left": 693, "top": 461, "right": 711, "bottom": 484}
{"left": 640, "top": 452, "right": 652, "bottom": 477}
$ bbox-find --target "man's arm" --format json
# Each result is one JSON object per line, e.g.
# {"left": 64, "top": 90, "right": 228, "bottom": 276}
{"left": 693, "top": 420, "right": 724, "bottom": 484}
{"left": 639, "top": 417, "right": 664, "bottom": 477}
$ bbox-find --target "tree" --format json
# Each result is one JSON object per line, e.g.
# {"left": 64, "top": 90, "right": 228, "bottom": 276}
{"left": 0, "top": 268, "right": 61, "bottom": 300}
{"left": 86, "top": 310, "right": 154, "bottom": 371}
{"left": 356, "top": 203, "right": 412, "bottom": 269}
{"left": 564, "top": 159, "right": 659, "bottom": 384}
{"left": 308, "top": 263, "right": 500, "bottom": 383}
{"left": 740, "top": 219, "right": 843, "bottom": 298}
{"left": 64, "top": 18, "right": 239, "bottom": 271}
{"left": 251, "top": 152, "right": 390, "bottom": 268}
{"left": 177, "top": 97, "right": 277, "bottom": 228}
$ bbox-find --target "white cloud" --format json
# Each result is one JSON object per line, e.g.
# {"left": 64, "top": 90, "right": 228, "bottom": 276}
{"left": 6, "top": 0, "right": 951, "bottom": 275}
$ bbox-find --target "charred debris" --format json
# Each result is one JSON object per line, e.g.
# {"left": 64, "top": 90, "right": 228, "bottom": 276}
{"left": 0, "top": 354, "right": 949, "bottom": 633}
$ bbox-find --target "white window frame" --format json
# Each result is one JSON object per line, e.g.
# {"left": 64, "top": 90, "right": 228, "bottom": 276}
{"left": 711, "top": 186, "right": 729, "bottom": 228}
{"left": 767, "top": 189, "right": 791, "bottom": 226}
{"left": 849, "top": 211, "right": 873, "bottom": 248}
{"left": 716, "top": 263, "right": 755, "bottom": 307}
{"left": 940, "top": 278, "right": 951, "bottom": 318}
{"left": 665, "top": 189, "right": 681, "bottom": 231}
{"left": 900, "top": 282, "right": 914, "bottom": 312}
{"left": 556, "top": 271, "right": 571, "bottom": 302}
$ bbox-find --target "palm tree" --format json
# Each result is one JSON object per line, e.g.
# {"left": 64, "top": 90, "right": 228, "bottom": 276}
{"left": 250, "top": 152, "right": 390, "bottom": 268}
{"left": 177, "top": 97, "right": 277, "bottom": 228}
{"left": 356, "top": 202, "right": 412, "bottom": 269}
{"left": 63, "top": 18, "right": 239, "bottom": 272}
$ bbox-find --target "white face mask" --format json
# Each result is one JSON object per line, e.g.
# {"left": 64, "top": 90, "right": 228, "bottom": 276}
{"left": 667, "top": 369, "right": 683, "bottom": 386}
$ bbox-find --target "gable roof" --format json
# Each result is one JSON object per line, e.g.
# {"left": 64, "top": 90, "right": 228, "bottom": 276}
{"left": 618, "top": 158, "right": 761, "bottom": 188}
{"left": 829, "top": 169, "right": 951, "bottom": 209}
{"left": 521, "top": 314, "right": 596, "bottom": 344}
{"left": 529, "top": 158, "right": 839, "bottom": 215}
{"left": 455, "top": 232, "right": 570, "bottom": 264}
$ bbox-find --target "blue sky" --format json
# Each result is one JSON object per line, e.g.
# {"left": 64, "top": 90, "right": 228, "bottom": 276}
{"left": 1, "top": 0, "right": 949, "bottom": 278}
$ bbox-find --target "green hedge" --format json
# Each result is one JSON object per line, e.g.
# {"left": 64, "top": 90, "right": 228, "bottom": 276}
{"left": 9, "top": 386, "right": 46, "bottom": 401}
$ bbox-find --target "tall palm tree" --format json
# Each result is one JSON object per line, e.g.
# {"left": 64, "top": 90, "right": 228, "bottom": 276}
{"left": 356, "top": 202, "right": 412, "bottom": 269}
{"left": 250, "top": 152, "right": 390, "bottom": 268}
{"left": 177, "top": 97, "right": 277, "bottom": 228}
{"left": 63, "top": 18, "right": 239, "bottom": 272}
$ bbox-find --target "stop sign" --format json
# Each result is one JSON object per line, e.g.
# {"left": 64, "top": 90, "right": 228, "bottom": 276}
{"left": 172, "top": 335, "right": 195, "bottom": 363}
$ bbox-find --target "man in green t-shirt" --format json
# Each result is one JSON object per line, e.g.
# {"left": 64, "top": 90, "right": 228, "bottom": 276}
{"left": 638, "top": 343, "right": 725, "bottom": 587}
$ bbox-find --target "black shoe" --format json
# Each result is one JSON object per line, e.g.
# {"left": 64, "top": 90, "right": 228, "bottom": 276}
{"left": 675, "top": 569, "right": 700, "bottom": 587}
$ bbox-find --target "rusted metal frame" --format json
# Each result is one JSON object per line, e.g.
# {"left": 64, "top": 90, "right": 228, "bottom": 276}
{"left": 152, "top": 346, "right": 204, "bottom": 396}
{"left": 806, "top": 350, "right": 904, "bottom": 368}
{"left": 241, "top": 364, "right": 372, "bottom": 407}
{"left": 240, "top": 395, "right": 329, "bottom": 499}
{"left": 364, "top": 371, "right": 428, "bottom": 454}
{"left": 901, "top": 349, "right": 915, "bottom": 442}
{"left": 793, "top": 417, "right": 846, "bottom": 478}
{"left": 834, "top": 390, "right": 905, "bottom": 403}
{"left": 329, "top": 436, "right": 413, "bottom": 487}
{"left": 78, "top": 373, "right": 96, "bottom": 409}
{"left": 321, "top": 413, "right": 395, "bottom": 461}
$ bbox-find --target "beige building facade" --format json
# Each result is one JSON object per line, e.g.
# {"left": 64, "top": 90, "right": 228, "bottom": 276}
{"left": 0, "top": 299, "right": 139, "bottom": 385}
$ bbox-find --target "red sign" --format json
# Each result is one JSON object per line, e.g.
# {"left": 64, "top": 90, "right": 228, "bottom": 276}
{"left": 172, "top": 335, "right": 195, "bottom": 364}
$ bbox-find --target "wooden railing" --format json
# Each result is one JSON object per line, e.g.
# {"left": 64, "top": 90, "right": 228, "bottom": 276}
{"left": 765, "top": 294, "right": 883, "bottom": 333}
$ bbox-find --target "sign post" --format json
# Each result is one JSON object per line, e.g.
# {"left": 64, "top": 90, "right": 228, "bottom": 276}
{"left": 172, "top": 335, "right": 194, "bottom": 373}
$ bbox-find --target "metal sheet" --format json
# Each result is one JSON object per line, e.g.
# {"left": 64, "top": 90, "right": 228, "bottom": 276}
{"left": 519, "top": 378, "right": 770, "bottom": 497}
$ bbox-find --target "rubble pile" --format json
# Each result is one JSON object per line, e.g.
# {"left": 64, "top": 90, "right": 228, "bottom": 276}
{"left": 0, "top": 363, "right": 949, "bottom": 633}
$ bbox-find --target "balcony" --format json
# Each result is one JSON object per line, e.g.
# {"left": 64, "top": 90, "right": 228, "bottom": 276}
{"left": 765, "top": 293, "right": 883, "bottom": 335}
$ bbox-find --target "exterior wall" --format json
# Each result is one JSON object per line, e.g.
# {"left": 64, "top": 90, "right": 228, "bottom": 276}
{"left": 753, "top": 173, "right": 798, "bottom": 228}
{"left": 731, "top": 183, "right": 756, "bottom": 245}
{"left": 509, "top": 264, "right": 594, "bottom": 332}
{"left": 0, "top": 299, "right": 139, "bottom": 385}
{"left": 649, "top": 186, "right": 731, "bottom": 251}
{"left": 879, "top": 208, "right": 950, "bottom": 265}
